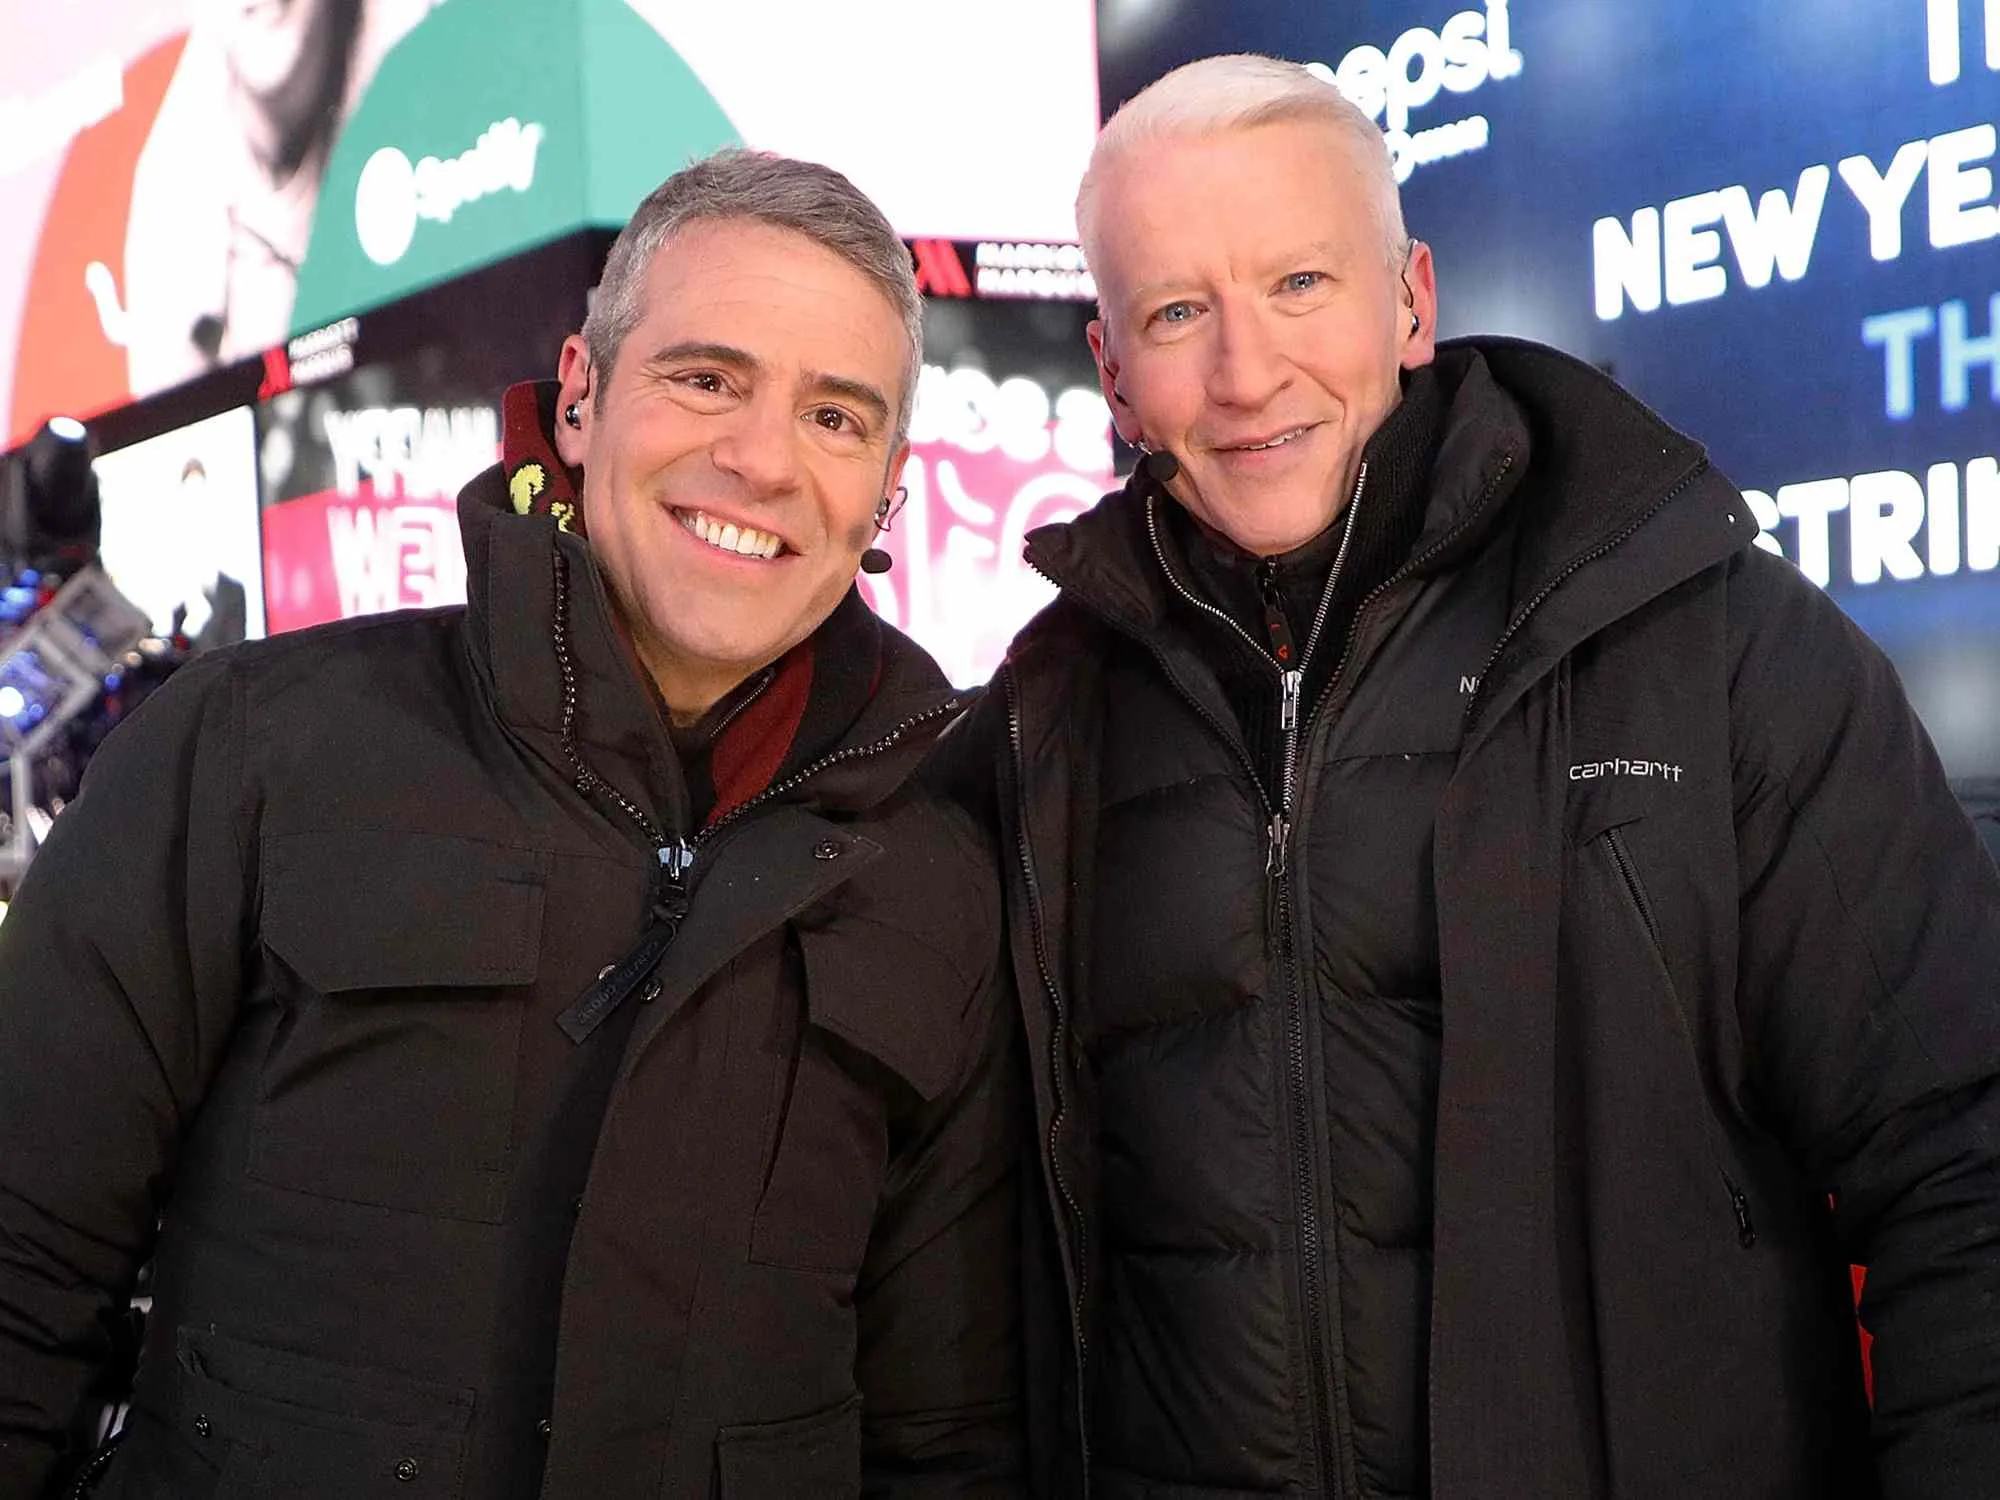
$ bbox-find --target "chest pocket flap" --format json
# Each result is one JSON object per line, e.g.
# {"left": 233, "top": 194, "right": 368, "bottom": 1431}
{"left": 795, "top": 915, "right": 973, "bottom": 1103}
{"left": 749, "top": 916, "right": 978, "bottom": 1274}
{"left": 251, "top": 829, "right": 551, "bottom": 1224}
{"left": 262, "top": 828, "right": 549, "bottom": 991}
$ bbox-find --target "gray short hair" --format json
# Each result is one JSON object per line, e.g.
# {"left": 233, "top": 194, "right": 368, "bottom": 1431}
{"left": 583, "top": 148, "right": 922, "bottom": 440}
{"left": 1078, "top": 54, "right": 1409, "bottom": 276}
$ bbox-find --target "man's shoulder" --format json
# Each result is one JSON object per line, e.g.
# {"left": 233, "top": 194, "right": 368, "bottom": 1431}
{"left": 219, "top": 607, "right": 470, "bottom": 705}
{"left": 1003, "top": 594, "right": 1109, "bottom": 685}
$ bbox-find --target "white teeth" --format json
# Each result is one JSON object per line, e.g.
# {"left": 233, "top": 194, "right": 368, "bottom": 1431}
{"left": 1241, "top": 427, "right": 1307, "bottom": 451}
{"left": 682, "top": 510, "right": 783, "bottom": 559}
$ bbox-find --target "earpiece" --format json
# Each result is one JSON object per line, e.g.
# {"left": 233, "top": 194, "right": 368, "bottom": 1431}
{"left": 563, "top": 402, "right": 582, "bottom": 429}
{"left": 859, "top": 486, "right": 907, "bottom": 574}
{"left": 1409, "top": 311, "right": 1420, "bottom": 336}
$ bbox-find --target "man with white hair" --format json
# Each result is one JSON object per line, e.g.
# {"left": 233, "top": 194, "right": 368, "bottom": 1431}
{"left": 986, "top": 53, "right": 2000, "bottom": 1498}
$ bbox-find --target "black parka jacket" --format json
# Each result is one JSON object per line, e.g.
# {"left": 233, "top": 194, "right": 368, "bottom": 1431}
{"left": 0, "top": 465, "right": 1024, "bottom": 1498}
{"left": 993, "top": 340, "right": 2000, "bottom": 1498}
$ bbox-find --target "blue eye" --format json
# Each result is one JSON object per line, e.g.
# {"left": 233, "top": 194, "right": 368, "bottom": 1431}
{"left": 1283, "top": 271, "right": 1323, "bottom": 293}
{"left": 1155, "top": 302, "right": 1195, "bottom": 325}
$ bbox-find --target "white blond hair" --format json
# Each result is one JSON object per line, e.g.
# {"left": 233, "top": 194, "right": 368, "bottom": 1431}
{"left": 1076, "top": 54, "right": 1409, "bottom": 281}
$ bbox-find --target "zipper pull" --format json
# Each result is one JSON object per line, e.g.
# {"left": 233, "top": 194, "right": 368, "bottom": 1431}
{"left": 656, "top": 837, "right": 695, "bottom": 919}
{"left": 557, "top": 840, "right": 697, "bottom": 1043}
{"left": 1279, "top": 668, "right": 1302, "bottom": 733}
{"left": 1266, "top": 814, "right": 1290, "bottom": 879}
{"left": 1727, "top": 1180, "right": 1757, "bottom": 1249}
{"left": 1257, "top": 559, "right": 1299, "bottom": 670}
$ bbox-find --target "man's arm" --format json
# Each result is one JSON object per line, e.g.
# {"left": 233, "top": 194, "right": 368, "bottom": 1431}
{"left": 854, "top": 949, "right": 1026, "bottom": 1497}
{"left": 0, "top": 656, "right": 250, "bottom": 1494}
{"left": 1728, "top": 549, "right": 2000, "bottom": 1495}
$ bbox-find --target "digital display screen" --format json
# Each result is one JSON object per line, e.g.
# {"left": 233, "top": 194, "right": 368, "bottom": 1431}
{"left": 867, "top": 298, "right": 1114, "bottom": 687}
{"left": 1097, "top": 0, "right": 2000, "bottom": 779}
{"left": 92, "top": 405, "right": 265, "bottom": 642}
{"left": 2, "top": 0, "right": 1099, "bottom": 449}
{"left": 256, "top": 353, "right": 499, "bottom": 633}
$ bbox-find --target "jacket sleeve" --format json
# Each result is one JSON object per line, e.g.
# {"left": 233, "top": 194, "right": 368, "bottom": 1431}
{"left": 853, "top": 884, "right": 1027, "bottom": 1497}
{"left": 0, "top": 656, "right": 251, "bottom": 1495}
{"left": 1727, "top": 550, "right": 2000, "bottom": 1495}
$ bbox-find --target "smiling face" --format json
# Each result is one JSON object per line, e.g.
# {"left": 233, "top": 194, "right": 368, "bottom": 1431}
{"left": 1087, "top": 117, "right": 1436, "bottom": 556}
{"left": 552, "top": 217, "right": 912, "bottom": 721}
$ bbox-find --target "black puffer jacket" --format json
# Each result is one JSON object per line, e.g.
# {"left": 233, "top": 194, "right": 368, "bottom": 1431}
{"left": 993, "top": 339, "right": 2000, "bottom": 1498}
{"left": 0, "top": 459, "right": 1025, "bottom": 1498}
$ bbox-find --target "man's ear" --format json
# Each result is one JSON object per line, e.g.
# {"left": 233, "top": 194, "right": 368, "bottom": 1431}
{"left": 1088, "top": 317, "right": 1143, "bottom": 445}
{"left": 881, "top": 441, "right": 912, "bottom": 529}
{"left": 554, "top": 335, "right": 593, "bottom": 466}
{"left": 1400, "top": 239, "right": 1439, "bottom": 370}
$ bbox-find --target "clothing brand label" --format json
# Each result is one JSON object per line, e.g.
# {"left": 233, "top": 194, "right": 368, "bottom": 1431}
{"left": 1569, "top": 757, "right": 1685, "bottom": 782}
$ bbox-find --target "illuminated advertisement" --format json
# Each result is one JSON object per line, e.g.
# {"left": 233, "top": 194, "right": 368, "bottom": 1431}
{"left": 865, "top": 300, "right": 1113, "bottom": 686}
{"left": 256, "top": 357, "right": 496, "bottom": 633}
{"left": 92, "top": 405, "right": 266, "bottom": 642}
{"left": 1099, "top": 0, "right": 2000, "bottom": 778}
{"left": 3, "top": 0, "right": 1098, "bottom": 448}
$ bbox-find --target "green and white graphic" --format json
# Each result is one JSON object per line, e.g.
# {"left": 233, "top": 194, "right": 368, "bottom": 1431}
{"left": 293, "top": 0, "right": 739, "bottom": 334}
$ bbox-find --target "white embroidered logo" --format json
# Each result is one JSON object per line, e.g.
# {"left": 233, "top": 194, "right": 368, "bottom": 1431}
{"left": 1569, "top": 757, "right": 1684, "bottom": 782}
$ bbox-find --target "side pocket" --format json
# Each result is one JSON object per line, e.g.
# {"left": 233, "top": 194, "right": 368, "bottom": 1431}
{"left": 714, "top": 1395, "right": 862, "bottom": 1499}
{"left": 1599, "top": 823, "right": 1756, "bottom": 1250}
{"left": 174, "top": 1328, "right": 473, "bottom": 1499}
{"left": 1603, "top": 824, "right": 1664, "bottom": 958}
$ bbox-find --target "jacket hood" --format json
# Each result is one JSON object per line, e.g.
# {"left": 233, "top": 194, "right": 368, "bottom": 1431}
{"left": 454, "top": 382, "right": 962, "bottom": 837}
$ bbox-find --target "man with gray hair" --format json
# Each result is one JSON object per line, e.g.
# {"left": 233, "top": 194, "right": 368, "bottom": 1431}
{"left": 985, "top": 53, "right": 2000, "bottom": 1498}
{"left": 0, "top": 149, "right": 1025, "bottom": 1497}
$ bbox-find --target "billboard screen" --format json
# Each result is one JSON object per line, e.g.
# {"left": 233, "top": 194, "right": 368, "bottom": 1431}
{"left": 3, "top": 0, "right": 1098, "bottom": 449}
{"left": 256, "top": 352, "right": 499, "bottom": 633}
{"left": 91, "top": 404, "right": 265, "bottom": 643}
{"left": 866, "top": 297, "right": 1113, "bottom": 688}
{"left": 1096, "top": 0, "right": 2000, "bottom": 779}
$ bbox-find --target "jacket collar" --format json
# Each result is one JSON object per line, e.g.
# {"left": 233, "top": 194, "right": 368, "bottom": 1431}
{"left": 458, "top": 383, "right": 961, "bottom": 844}
{"left": 1019, "top": 344, "right": 1530, "bottom": 649}
{"left": 1015, "top": 339, "right": 1751, "bottom": 741}
{"left": 1454, "top": 338, "right": 1749, "bottom": 748}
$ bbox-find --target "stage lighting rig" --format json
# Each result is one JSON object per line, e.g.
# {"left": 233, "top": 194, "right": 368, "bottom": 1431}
{"left": 0, "top": 421, "right": 151, "bottom": 884}
{"left": 1, "top": 416, "right": 102, "bottom": 578}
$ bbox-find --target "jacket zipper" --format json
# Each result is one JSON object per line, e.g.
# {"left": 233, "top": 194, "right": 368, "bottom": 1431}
{"left": 1421, "top": 456, "right": 1706, "bottom": 1477}
{"left": 1463, "top": 461, "right": 1709, "bottom": 727}
{"left": 64, "top": 1435, "right": 121, "bottom": 1499}
{"left": 550, "top": 546, "right": 960, "bottom": 1034}
{"left": 1002, "top": 666, "right": 1094, "bottom": 1488}
{"left": 1141, "top": 466, "right": 1366, "bottom": 1496}
{"left": 1604, "top": 824, "right": 1757, "bottom": 1251}
{"left": 1015, "top": 551, "right": 1287, "bottom": 1491}
{"left": 1603, "top": 826, "right": 1660, "bottom": 947}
